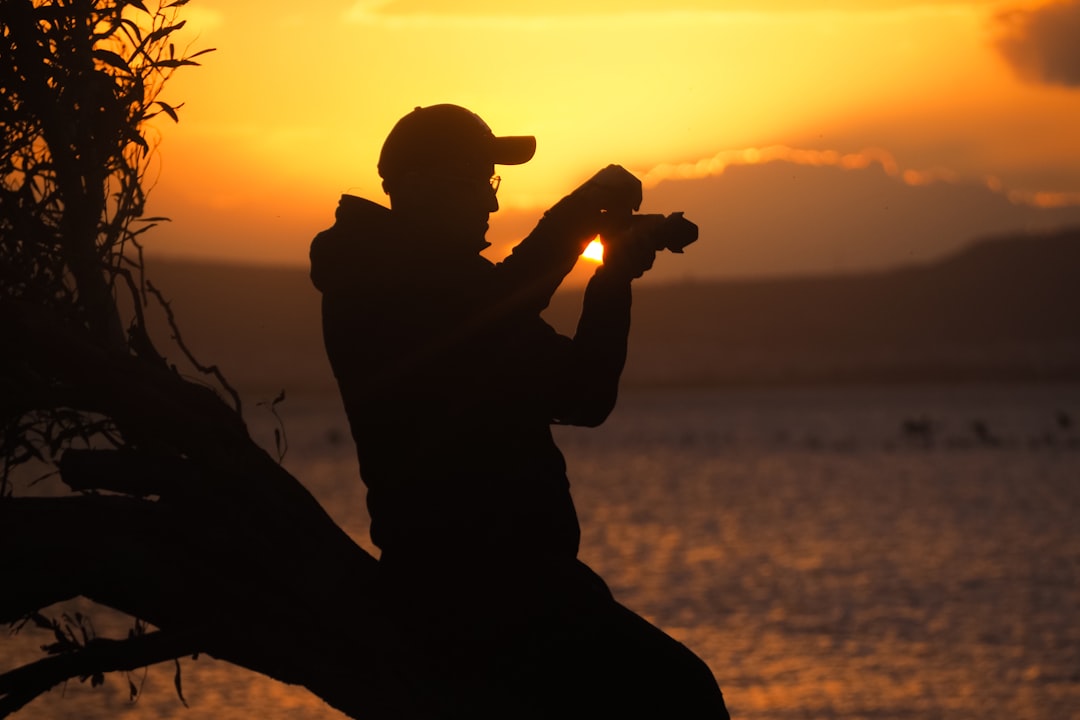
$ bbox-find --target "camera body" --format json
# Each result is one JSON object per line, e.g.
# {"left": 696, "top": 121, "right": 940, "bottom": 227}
{"left": 601, "top": 211, "right": 698, "bottom": 254}
{"left": 578, "top": 164, "right": 698, "bottom": 254}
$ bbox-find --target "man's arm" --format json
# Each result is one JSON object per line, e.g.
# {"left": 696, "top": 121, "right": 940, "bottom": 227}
{"left": 546, "top": 268, "right": 631, "bottom": 427}
{"left": 546, "top": 223, "right": 661, "bottom": 427}
{"left": 493, "top": 166, "right": 643, "bottom": 315}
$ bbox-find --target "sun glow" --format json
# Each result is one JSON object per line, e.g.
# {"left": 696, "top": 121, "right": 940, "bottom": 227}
{"left": 138, "top": 1, "right": 1080, "bottom": 271}
{"left": 582, "top": 238, "right": 604, "bottom": 263}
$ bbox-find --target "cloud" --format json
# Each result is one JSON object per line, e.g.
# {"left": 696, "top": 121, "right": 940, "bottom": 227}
{"left": 150, "top": 149, "right": 1080, "bottom": 283}
{"left": 339, "top": 1, "right": 977, "bottom": 28}
{"left": 343, "top": 0, "right": 396, "bottom": 22}
{"left": 345, "top": 0, "right": 999, "bottom": 18}
{"left": 480, "top": 153, "right": 1080, "bottom": 283}
{"left": 995, "top": 0, "right": 1080, "bottom": 87}
{"left": 638, "top": 145, "right": 1080, "bottom": 210}
{"left": 636, "top": 160, "right": 1080, "bottom": 281}
{"left": 640, "top": 147, "right": 901, "bottom": 189}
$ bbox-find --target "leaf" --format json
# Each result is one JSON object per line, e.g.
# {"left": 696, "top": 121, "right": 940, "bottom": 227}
{"left": 173, "top": 659, "right": 189, "bottom": 707}
{"left": 93, "top": 49, "right": 132, "bottom": 75}
{"left": 152, "top": 59, "right": 199, "bottom": 69}
{"left": 29, "top": 612, "right": 54, "bottom": 631}
{"left": 155, "top": 101, "right": 179, "bottom": 123}
{"left": 147, "top": 21, "right": 187, "bottom": 46}
{"left": 120, "top": 17, "right": 144, "bottom": 43}
{"left": 126, "top": 127, "right": 150, "bottom": 154}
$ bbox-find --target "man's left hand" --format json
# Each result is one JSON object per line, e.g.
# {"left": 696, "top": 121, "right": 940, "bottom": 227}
{"left": 601, "top": 223, "right": 659, "bottom": 280}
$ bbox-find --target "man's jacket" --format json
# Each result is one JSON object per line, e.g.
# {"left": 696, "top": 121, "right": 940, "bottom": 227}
{"left": 310, "top": 194, "right": 633, "bottom": 560}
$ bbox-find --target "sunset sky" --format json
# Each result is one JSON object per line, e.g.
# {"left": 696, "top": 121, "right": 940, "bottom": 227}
{"left": 146, "top": 0, "right": 1080, "bottom": 281}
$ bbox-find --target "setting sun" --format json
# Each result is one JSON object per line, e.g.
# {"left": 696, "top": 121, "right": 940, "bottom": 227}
{"left": 582, "top": 238, "right": 605, "bottom": 263}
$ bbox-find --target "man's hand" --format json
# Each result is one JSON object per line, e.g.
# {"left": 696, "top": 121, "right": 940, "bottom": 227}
{"left": 571, "top": 165, "right": 642, "bottom": 215}
{"left": 600, "top": 221, "right": 659, "bottom": 280}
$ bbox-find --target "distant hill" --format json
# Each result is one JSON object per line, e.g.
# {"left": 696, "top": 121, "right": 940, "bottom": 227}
{"left": 143, "top": 228, "right": 1080, "bottom": 394}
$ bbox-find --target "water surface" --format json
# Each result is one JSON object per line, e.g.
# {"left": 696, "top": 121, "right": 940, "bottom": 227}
{"left": 6, "top": 384, "right": 1079, "bottom": 719}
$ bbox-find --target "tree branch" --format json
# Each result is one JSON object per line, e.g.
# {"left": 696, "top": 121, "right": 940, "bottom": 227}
{"left": 57, "top": 448, "right": 192, "bottom": 498}
{"left": 145, "top": 280, "right": 242, "bottom": 415}
{"left": 0, "top": 630, "right": 198, "bottom": 719}
{"left": 0, "top": 492, "right": 396, "bottom": 719}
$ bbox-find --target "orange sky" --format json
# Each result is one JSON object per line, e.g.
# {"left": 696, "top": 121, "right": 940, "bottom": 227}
{"left": 144, "top": 0, "right": 1080, "bottom": 277}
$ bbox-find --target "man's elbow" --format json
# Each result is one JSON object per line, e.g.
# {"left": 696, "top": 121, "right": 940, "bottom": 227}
{"left": 559, "top": 390, "right": 618, "bottom": 428}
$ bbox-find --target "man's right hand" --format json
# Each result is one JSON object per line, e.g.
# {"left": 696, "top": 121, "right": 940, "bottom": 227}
{"left": 571, "top": 165, "right": 643, "bottom": 215}
{"left": 530, "top": 164, "right": 644, "bottom": 261}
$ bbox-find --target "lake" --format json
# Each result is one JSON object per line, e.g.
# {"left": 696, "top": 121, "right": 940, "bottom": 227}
{"left": 5, "top": 383, "right": 1080, "bottom": 719}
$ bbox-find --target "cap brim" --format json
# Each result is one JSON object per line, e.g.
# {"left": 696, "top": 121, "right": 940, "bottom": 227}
{"left": 491, "top": 136, "right": 536, "bottom": 166}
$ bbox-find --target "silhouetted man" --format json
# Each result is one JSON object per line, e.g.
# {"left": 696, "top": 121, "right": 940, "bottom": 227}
{"left": 311, "top": 104, "right": 728, "bottom": 718}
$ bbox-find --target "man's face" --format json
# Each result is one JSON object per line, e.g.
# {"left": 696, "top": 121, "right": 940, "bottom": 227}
{"left": 389, "top": 165, "right": 499, "bottom": 251}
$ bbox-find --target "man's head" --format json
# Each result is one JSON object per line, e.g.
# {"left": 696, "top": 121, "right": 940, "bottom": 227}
{"left": 378, "top": 105, "right": 535, "bottom": 248}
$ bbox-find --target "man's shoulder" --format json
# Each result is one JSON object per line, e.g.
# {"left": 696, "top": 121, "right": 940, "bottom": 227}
{"left": 334, "top": 194, "right": 392, "bottom": 225}
{"left": 310, "top": 195, "right": 400, "bottom": 293}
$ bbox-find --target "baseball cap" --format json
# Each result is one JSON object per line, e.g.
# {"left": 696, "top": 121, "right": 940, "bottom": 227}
{"left": 378, "top": 104, "right": 536, "bottom": 180}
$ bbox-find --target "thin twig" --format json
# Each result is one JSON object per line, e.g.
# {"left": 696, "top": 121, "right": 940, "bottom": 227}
{"left": 144, "top": 281, "right": 242, "bottom": 415}
{"left": 111, "top": 263, "right": 165, "bottom": 366}
{"left": 256, "top": 389, "right": 289, "bottom": 463}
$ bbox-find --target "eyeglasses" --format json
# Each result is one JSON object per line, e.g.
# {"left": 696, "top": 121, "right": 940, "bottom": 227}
{"left": 401, "top": 171, "right": 502, "bottom": 195}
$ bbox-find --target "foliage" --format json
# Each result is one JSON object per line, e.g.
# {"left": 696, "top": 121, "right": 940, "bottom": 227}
{"left": 0, "top": 6, "right": 385, "bottom": 718}
{"left": 0, "top": 0, "right": 215, "bottom": 495}
{"left": 0, "top": 0, "right": 220, "bottom": 710}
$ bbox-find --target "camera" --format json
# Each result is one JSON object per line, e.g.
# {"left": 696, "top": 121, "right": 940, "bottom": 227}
{"left": 601, "top": 211, "right": 698, "bottom": 253}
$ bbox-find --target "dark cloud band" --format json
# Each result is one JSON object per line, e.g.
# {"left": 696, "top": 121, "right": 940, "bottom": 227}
{"left": 995, "top": 0, "right": 1080, "bottom": 88}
